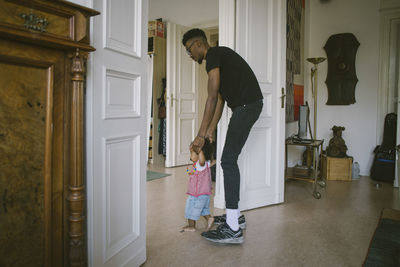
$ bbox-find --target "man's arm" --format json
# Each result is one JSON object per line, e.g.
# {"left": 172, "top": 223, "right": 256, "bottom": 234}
{"left": 205, "top": 93, "right": 225, "bottom": 142}
{"left": 191, "top": 67, "right": 220, "bottom": 153}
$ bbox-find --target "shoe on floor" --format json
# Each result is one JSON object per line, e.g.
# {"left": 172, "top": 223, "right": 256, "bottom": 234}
{"left": 213, "top": 214, "right": 246, "bottom": 229}
{"left": 201, "top": 222, "right": 244, "bottom": 244}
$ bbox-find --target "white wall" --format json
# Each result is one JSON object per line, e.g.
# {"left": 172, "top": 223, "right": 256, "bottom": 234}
{"left": 305, "top": 0, "right": 381, "bottom": 175}
{"left": 149, "top": 0, "right": 218, "bottom": 27}
{"left": 67, "top": 0, "right": 91, "bottom": 7}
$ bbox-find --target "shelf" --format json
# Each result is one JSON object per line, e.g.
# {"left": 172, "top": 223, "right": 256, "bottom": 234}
{"left": 285, "top": 137, "right": 325, "bottom": 199}
{"left": 286, "top": 139, "right": 323, "bottom": 147}
{"left": 285, "top": 167, "right": 317, "bottom": 183}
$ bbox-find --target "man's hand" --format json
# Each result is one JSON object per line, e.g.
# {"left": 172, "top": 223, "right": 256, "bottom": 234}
{"left": 190, "top": 136, "right": 205, "bottom": 154}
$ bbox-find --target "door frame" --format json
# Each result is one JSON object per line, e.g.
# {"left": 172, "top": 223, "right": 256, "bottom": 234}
{"left": 164, "top": 22, "right": 218, "bottom": 168}
{"left": 377, "top": 5, "right": 400, "bottom": 187}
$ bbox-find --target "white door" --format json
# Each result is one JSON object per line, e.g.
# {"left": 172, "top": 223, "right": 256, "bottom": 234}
{"left": 396, "top": 53, "right": 400, "bottom": 188}
{"left": 214, "top": 0, "right": 286, "bottom": 210}
{"left": 394, "top": 19, "right": 400, "bottom": 188}
{"left": 90, "top": 0, "right": 148, "bottom": 266}
{"left": 165, "top": 22, "right": 199, "bottom": 167}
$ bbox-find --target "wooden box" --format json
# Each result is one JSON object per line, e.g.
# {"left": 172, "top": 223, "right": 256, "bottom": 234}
{"left": 322, "top": 155, "right": 353, "bottom": 181}
{"left": 293, "top": 164, "right": 311, "bottom": 177}
{"left": 148, "top": 20, "right": 165, "bottom": 38}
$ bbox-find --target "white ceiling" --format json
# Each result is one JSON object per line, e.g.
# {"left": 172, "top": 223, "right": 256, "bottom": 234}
{"left": 149, "top": 0, "right": 218, "bottom": 27}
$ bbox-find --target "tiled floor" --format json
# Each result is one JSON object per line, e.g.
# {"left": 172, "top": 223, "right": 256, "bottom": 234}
{"left": 144, "top": 164, "right": 399, "bottom": 267}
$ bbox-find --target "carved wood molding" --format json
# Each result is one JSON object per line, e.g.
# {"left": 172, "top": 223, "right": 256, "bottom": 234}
{"left": 0, "top": 0, "right": 99, "bottom": 51}
{"left": 68, "top": 49, "right": 87, "bottom": 267}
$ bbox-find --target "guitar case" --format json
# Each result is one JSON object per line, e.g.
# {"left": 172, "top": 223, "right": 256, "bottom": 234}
{"left": 370, "top": 113, "right": 397, "bottom": 182}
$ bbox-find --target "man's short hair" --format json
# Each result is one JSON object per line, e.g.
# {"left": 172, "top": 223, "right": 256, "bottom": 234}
{"left": 182, "top": 28, "right": 207, "bottom": 46}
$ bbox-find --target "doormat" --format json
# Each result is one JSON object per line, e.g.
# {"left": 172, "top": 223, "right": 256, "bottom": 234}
{"left": 363, "top": 208, "right": 400, "bottom": 266}
{"left": 146, "top": 170, "right": 171, "bottom": 181}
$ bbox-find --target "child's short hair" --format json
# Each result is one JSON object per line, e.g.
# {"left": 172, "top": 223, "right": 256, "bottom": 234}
{"left": 202, "top": 139, "right": 214, "bottom": 161}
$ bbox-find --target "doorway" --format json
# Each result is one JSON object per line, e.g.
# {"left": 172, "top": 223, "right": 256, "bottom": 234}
{"left": 378, "top": 8, "right": 400, "bottom": 187}
{"left": 147, "top": 0, "right": 288, "bottom": 212}
{"left": 86, "top": 0, "right": 287, "bottom": 265}
{"left": 147, "top": 0, "right": 219, "bottom": 169}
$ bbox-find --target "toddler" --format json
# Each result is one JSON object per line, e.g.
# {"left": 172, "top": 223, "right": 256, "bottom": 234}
{"left": 182, "top": 139, "right": 214, "bottom": 232}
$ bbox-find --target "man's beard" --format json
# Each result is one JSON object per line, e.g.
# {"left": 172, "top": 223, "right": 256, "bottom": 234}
{"left": 197, "top": 58, "right": 203, "bottom": 64}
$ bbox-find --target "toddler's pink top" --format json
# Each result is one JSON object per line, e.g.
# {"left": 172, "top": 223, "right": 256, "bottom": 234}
{"left": 186, "top": 161, "right": 212, "bottom": 197}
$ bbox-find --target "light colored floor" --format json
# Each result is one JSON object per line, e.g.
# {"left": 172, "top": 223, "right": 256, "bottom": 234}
{"left": 144, "top": 164, "right": 399, "bottom": 267}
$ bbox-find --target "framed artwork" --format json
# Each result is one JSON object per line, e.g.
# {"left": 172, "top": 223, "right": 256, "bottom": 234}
{"left": 324, "top": 33, "right": 359, "bottom": 105}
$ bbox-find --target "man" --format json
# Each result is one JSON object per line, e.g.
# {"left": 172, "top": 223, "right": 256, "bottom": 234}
{"left": 182, "top": 28, "right": 263, "bottom": 244}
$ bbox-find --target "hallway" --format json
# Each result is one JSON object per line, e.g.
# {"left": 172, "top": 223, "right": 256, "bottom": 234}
{"left": 145, "top": 164, "right": 399, "bottom": 267}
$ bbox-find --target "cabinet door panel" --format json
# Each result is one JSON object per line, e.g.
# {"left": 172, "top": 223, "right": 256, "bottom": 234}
{"left": 0, "top": 61, "right": 47, "bottom": 266}
{"left": 0, "top": 41, "right": 64, "bottom": 266}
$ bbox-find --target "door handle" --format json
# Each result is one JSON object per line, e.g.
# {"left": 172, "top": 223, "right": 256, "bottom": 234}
{"left": 168, "top": 93, "right": 177, "bottom": 107}
{"left": 280, "top": 88, "right": 286, "bottom": 108}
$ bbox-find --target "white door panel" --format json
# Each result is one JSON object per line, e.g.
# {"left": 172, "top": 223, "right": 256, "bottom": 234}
{"left": 166, "top": 22, "right": 199, "bottom": 167}
{"left": 215, "top": 0, "right": 285, "bottom": 210}
{"left": 236, "top": 0, "right": 286, "bottom": 210}
{"left": 394, "top": 19, "right": 400, "bottom": 188}
{"left": 91, "top": 0, "right": 147, "bottom": 266}
{"left": 396, "top": 92, "right": 399, "bottom": 188}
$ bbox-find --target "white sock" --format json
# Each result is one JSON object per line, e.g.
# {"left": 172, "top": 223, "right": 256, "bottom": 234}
{"left": 237, "top": 209, "right": 241, "bottom": 218}
{"left": 226, "top": 208, "right": 239, "bottom": 231}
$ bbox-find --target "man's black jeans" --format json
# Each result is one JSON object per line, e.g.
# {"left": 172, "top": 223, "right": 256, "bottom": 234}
{"left": 221, "top": 99, "right": 263, "bottom": 209}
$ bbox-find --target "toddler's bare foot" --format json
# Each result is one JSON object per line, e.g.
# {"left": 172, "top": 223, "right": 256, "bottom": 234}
{"left": 206, "top": 217, "right": 214, "bottom": 230}
{"left": 181, "top": 226, "right": 196, "bottom": 232}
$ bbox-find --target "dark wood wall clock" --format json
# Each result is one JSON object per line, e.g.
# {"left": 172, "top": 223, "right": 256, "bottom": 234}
{"left": 324, "top": 33, "right": 360, "bottom": 105}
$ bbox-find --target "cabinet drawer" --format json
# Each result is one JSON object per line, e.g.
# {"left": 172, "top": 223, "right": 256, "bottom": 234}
{"left": 0, "top": 0, "right": 74, "bottom": 40}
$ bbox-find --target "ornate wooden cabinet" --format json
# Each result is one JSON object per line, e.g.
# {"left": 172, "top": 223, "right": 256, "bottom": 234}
{"left": 0, "top": 0, "right": 98, "bottom": 266}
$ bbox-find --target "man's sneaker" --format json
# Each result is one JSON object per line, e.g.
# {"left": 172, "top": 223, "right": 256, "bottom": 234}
{"left": 213, "top": 214, "right": 246, "bottom": 229}
{"left": 201, "top": 223, "right": 244, "bottom": 244}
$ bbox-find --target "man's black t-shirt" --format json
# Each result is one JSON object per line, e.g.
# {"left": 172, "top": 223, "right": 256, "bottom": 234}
{"left": 205, "top": 46, "right": 263, "bottom": 108}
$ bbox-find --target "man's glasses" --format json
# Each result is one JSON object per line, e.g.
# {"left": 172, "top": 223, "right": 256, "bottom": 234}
{"left": 186, "top": 40, "right": 198, "bottom": 55}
